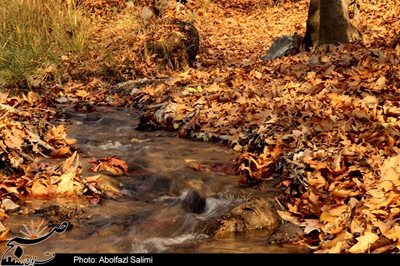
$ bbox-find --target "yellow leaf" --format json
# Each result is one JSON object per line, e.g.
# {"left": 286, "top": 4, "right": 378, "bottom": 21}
{"left": 383, "top": 225, "right": 400, "bottom": 241}
{"left": 185, "top": 86, "right": 202, "bottom": 93}
{"left": 0, "top": 228, "right": 9, "bottom": 242}
{"left": 60, "top": 55, "right": 69, "bottom": 61}
{"left": 350, "top": 216, "right": 366, "bottom": 235}
{"left": 366, "top": 191, "right": 397, "bottom": 208}
{"left": 31, "top": 180, "right": 48, "bottom": 196}
{"left": 56, "top": 172, "right": 83, "bottom": 195}
{"left": 56, "top": 173, "right": 74, "bottom": 194}
{"left": 380, "top": 154, "right": 400, "bottom": 185}
{"left": 320, "top": 56, "right": 330, "bottom": 63}
{"left": 173, "top": 123, "right": 180, "bottom": 129}
{"left": 0, "top": 185, "right": 19, "bottom": 195}
{"left": 374, "top": 75, "right": 386, "bottom": 90}
{"left": 362, "top": 95, "right": 378, "bottom": 106}
{"left": 320, "top": 211, "right": 332, "bottom": 223}
{"left": 92, "top": 175, "right": 122, "bottom": 199}
{"left": 318, "top": 231, "right": 352, "bottom": 253}
{"left": 372, "top": 220, "right": 390, "bottom": 235}
{"left": 325, "top": 205, "right": 347, "bottom": 216}
{"left": 174, "top": 113, "right": 184, "bottom": 121}
{"left": 348, "top": 231, "right": 379, "bottom": 253}
{"left": 205, "top": 84, "right": 221, "bottom": 93}
{"left": 75, "top": 89, "right": 89, "bottom": 98}
{"left": 331, "top": 189, "right": 361, "bottom": 197}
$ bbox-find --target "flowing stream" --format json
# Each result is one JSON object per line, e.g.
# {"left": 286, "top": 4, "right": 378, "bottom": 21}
{"left": 1, "top": 106, "right": 307, "bottom": 254}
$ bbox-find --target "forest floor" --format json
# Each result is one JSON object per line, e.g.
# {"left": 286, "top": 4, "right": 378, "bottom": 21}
{"left": 1, "top": 0, "right": 400, "bottom": 253}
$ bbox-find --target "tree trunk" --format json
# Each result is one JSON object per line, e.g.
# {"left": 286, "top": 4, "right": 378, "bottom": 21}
{"left": 303, "top": 0, "right": 361, "bottom": 49}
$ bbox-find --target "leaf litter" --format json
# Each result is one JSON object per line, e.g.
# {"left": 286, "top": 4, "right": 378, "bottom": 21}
{"left": 0, "top": 89, "right": 129, "bottom": 240}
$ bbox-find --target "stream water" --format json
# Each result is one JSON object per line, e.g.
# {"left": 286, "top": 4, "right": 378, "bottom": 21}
{"left": 1, "top": 106, "right": 307, "bottom": 255}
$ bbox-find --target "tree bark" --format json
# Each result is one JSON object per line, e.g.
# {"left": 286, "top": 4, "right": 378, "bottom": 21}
{"left": 303, "top": 0, "right": 361, "bottom": 49}
{"left": 303, "top": 0, "right": 320, "bottom": 49}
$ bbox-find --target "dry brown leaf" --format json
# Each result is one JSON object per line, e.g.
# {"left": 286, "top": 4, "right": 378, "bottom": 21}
{"left": 303, "top": 219, "right": 321, "bottom": 234}
{"left": 62, "top": 151, "right": 80, "bottom": 173}
{"left": 318, "top": 230, "right": 352, "bottom": 253}
{"left": 56, "top": 172, "right": 84, "bottom": 195}
{"left": 1, "top": 199, "right": 19, "bottom": 211}
{"left": 0, "top": 210, "right": 8, "bottom": 220}
{"left": 382, "top": 225, "right": 400, "bottom": 241}
{"left": 89, "top": 156, "right": 128, "bottom": 176}
{"left": 87, "top": 174, "right": 122, "bottom": 199}
{"left": 51, "top": 146, "right": 72, "bottom": 157}
{"left": 350, "top": 216, "right": 366, "bottom": 235}
{"left": 0, "top": 228, "right": 9, "bottom": 242}
{"left": 31, "top": 180, "right": 49, "bottom": 196}
{"left": 277, "top": 210, "right": 302, "bottom": 226}
{"left": 0, "top": 185, "right": 19, "bottom": 195}
{"left": 348, "top": 231, "right": 379, "bottom": 253}
{"left": 380, "top": 154, "right": 400, "bottom": 185}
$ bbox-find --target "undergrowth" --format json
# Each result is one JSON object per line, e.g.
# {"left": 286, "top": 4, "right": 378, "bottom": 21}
{"left": 0, "top": 0, "right": 88, "bottom": 88}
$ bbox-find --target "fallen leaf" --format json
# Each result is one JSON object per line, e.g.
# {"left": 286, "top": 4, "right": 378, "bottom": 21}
{"left": 90, "top": 156, "right": 128, "bottom": 176}
{"left": 1, "top": 199, "right": 19, "bottom": 211}
{"left": 348, "top": 231, "right": 379, "bottom": 253}
{"left": 31, "top": 180, "right": 48, "bottom": 196}
{"left": 277, "top": 210, "right": 302, "bottom": 226}
{"left": 56, "top": 172, "right": 84, "bottom": 195}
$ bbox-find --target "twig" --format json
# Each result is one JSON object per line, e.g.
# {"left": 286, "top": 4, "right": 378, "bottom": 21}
{"left": 147, "top": 102, "right": 168, "bottom": 109}
{"left": 0, "top": 102, "right": 19, "bottom": 120}
{"left": 77, "top": 176, "right": 103, "bottom": 196}
{"left": 275, "top": 197, "right": 286, "bottom": 211}
{"left": 25, "top": 129, "right": 55, "bottom": 151}
{"left": 15, "top": 150, "right": 35, "bottom": 162}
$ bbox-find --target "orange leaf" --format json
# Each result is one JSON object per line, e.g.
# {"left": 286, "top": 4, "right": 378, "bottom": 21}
{"left": 89, "top": 156, "right": 128, "bottom": 176}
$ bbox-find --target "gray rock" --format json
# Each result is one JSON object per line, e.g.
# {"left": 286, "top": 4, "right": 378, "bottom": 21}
{"left": 198, "top": 197, "right": 279, "bottom": 238}
{"left": 181, "top": 189, "right": 206, "bottom": 214}
{"left": 262, "top": 34, "right": 302, "bottom": 61}
{"left": 266, "top": 222, "right": 304, "bottom": 244}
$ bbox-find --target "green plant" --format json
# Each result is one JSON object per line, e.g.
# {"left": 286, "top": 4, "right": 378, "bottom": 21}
{"left": 0, "top": 0, "right": 88, "bottom": 87}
